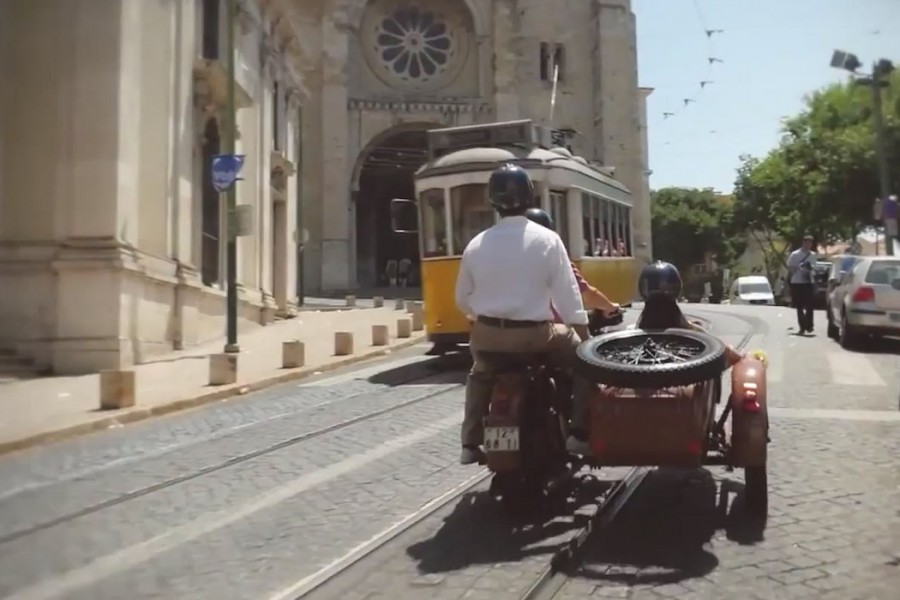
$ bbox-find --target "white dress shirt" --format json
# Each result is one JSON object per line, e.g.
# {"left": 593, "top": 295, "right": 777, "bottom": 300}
{"left": 454, "top": 216, "right": 588, "bottom": 325}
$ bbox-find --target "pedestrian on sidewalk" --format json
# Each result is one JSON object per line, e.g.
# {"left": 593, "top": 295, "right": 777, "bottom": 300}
{"left": 786, "top": 235, "right": 817, "bottom": 334}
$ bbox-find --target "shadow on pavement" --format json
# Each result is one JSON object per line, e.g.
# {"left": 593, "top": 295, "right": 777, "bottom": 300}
{"left": 367, "top": 352, "right": 471, "bottom": 386}
{"left": 576, "top": 467, "right": 767, "bottom": 586}
{"left": 405, "top": 476, "right": 615, "bottom": 574}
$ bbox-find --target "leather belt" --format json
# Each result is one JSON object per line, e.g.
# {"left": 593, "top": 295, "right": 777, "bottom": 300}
{"left": 476, "top": 316, "right": 548, "bottom": 329}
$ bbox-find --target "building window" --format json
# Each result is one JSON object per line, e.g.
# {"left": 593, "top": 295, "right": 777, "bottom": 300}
{"left": 201, "top": 0, "right": 220, "bottom": 60}
{"left": 376, "top": 5, "right": 452, "bottom": 80}
{"left": 540, "top": 42, "right": 565, "bottom": 82}
{"left": 272, "top": 81, "right": 281, "bottom": 152}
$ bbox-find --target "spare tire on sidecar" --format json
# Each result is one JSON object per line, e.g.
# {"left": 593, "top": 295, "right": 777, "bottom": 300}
{"left": 574, "top": 328, "right": 726, "bottom": 389}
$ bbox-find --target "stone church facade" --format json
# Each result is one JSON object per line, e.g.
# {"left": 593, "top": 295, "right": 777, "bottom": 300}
{"left": 0, "top": 0, "right": 650, "bottom": 374}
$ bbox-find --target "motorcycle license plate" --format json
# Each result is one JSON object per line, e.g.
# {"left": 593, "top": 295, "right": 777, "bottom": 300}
{"left": 484, "top": 426, "right": 519, "bottom": 451}
{"left": 889, "top": 313, "right": 900, "bottom": 323}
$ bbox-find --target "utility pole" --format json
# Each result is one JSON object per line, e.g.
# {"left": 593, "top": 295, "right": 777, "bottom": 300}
{"left": 224, "top": 0, "right": 240, "bottom": 351}
{"left": 831, "top": 50, "right": 895, "bottom": 256}
{"left": 864, "top": 60, "right": 894, "bottom": 255}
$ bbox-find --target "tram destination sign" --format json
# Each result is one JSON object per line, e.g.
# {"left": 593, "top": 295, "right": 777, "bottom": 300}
{"left": 427, "top": 120, "right": 553, "bottom": 160}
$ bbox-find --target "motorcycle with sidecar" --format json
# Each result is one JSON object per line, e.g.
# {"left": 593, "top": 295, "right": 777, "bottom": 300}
{"left": 480, "top": 310, "right": 769, "bottom": 515}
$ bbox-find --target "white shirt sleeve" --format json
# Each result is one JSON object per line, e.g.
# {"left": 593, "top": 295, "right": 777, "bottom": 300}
{"left": 454, "top": 252, "right": 475, "bottom": 317}
{"left": 786, "top": 250, "right": 800, "bottom": 269}
{"left": 548, "top": 235, "right": 589, "bottom": 325}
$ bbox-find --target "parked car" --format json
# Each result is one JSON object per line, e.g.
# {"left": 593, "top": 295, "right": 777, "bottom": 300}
{"left": 729, "top": 275, "right": 775, "bottom": 306}
{"left": 827, "top": 256, "right": 900, "bottom": 348}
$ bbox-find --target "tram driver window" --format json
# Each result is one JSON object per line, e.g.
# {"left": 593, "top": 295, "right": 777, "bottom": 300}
{"left": 451, "top": 184, "right": 493, "bottom": 253}
{"left": 549, "top": 191, "right": 569, "bottom": 249}
{"left": 419, "top": 188, "right": 448, "bottom": 258}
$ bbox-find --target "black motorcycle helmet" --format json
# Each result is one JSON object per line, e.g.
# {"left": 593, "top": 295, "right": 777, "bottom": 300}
{"left": 638, "top": 261, "right": 683, "bottom": 301}
{"left": 488, "top": 163, "right": 534, "bottom": 212}
{"left": 524, "top": 207, "right": 554, "bottom": 230}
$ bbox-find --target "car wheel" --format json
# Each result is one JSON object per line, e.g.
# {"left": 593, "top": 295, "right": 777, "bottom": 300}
{"left": 838, "top": 310, "right": 859, "bottom": 350}
{"left": 826, "top": 306, "right": 839, "bottom": 339}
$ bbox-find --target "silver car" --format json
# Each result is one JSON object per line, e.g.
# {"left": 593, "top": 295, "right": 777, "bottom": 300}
{"left": 827, "top": 256, "right": 900, "bottom": 348}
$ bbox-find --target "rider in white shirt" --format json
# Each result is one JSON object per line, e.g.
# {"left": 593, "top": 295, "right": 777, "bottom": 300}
{"left": 455, "top": 163, "right": 592, "bottom": 464}
{"left": 785, "top": 235, "right": 817, "bottom": 334}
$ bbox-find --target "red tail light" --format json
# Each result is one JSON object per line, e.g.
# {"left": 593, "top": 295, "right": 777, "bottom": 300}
{"left": 852, "top": 286, "right": 875, "bottom": 302}
{"left": 591, "top": 438, "right": 604, "bottom": 455}
{"left": 687, "top": 440, "right": 702, "bottom": 455}
{"left": 742, "top": 389, "right": 761, "bottom": 412}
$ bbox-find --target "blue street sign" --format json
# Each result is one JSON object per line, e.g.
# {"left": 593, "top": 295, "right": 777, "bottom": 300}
{"left": 211, "top": 154, "right": 246, "bottom": 193}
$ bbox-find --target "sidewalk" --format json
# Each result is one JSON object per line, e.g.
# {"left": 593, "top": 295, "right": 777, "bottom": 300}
{"left": 0, "top": 305, "right": 426, "bottom": 455}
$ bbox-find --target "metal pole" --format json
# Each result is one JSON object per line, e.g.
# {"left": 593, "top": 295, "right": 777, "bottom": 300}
{"left": 223, "top": 0, "right": 240, "bottom": 352}
{"left": 870, "top": 63, "right": 893, "bottom": 256}
{"left": 296, "top": 103, "right": 305, "bottom": 306}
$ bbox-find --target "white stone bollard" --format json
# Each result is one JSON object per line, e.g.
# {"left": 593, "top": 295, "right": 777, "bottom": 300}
{"left": 334, "top": 331, "right": 354, "bottom": 356}
{"left": 209, "top": 354, "right": 238, "bottom": 386}
{"left": 372, "top": 325, "right": 389, "bottom": 346}
{"left": 282, "top": 341, "right": 306, "bottom": 369}
{"left": 395, "top": 299, "right": 405, "bottom": 310}
{"left": 373, "top": 296, "right": 384, "bottom": 308}
{"left": 99, "top": 370, "right": 136, "bottom": 410}
{"left": 345, "top": 295, "right": 356, "bottom": 307}
{"left": 397, "top": 318, "right": 412, "bottom": 338}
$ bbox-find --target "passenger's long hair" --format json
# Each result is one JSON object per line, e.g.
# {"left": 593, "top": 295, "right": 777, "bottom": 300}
{"left": 637, "top": 295, "right": 689, "bottom": 330}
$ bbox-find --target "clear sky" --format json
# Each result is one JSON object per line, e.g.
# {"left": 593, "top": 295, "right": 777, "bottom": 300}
{"left": 633, "top": 0, "right": 900, "bottom": 193}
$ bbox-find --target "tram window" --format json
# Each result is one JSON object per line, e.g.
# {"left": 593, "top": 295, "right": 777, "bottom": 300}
{"left": 549, "top": 191, "right": 569, "bottom": 249}
{"left": 419, "top": 188, "right": 448, "bottom": 258}
{"left": 451, "top": 184, "right": 493, "bottom": 253}
{"left": 581, "top": 193, "right": 592, "bottom": 256}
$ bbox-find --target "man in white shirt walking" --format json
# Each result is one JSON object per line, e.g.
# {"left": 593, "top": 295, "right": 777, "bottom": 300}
{"left": 786, "top": 235, "right": 817, "bottom": 334}
{"left": 455, "top": 164, "right": 592, "bottom": 465}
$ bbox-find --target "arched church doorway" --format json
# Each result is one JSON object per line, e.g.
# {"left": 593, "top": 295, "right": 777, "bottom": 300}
{"left": 354, "top": 126, "right": 433, "bottom": 290}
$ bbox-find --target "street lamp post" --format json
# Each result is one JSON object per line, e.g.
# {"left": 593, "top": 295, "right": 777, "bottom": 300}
{"left": 224, "top": 0, "right": 239, "bottom": 352}
{"left": 830, "top": 50, "right": 895, "bottom": 256}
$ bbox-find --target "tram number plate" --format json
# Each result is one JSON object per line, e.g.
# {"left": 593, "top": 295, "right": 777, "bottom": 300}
{"left": 484, "top": 426, "right": 519, "bottom": 452}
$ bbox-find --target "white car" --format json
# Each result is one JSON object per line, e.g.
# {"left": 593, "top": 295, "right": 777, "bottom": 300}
{"left": 729, "top": 276, "right": 775, "bottom": 306}
{"left": 827, "top": 256, "right": 900, "bottom": 348}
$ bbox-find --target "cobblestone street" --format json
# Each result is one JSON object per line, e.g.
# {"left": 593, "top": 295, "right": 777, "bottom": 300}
{"left": 0, "top": 305, "right": 897, "bottom": 599}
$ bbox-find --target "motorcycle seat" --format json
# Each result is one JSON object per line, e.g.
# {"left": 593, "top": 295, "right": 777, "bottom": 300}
{"left": 479, "top": 351, "right": 550, "bottom": 369}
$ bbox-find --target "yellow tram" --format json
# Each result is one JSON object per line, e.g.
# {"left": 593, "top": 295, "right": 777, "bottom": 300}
{"left": 392, "top": 120, "right": 639, "bottom": 352}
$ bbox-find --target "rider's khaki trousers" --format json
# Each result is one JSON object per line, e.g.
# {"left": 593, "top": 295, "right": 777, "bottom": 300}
{"left": 461, "top": 321, "right": 590, "bottom": 447}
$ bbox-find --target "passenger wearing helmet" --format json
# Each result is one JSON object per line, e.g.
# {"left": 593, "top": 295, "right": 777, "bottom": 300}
{"left": 638, "top": 261, "right": 743, "bottom": 366}
{"left": 455, "top": 164, "right": 593, "bottom": 464}
{"left": 524, "top": 208, "right": 620, "bottom": 317}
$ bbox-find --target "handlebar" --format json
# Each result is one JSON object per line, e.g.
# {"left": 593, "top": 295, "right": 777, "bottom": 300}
{"left": 587, "top": 307, "right": 625, "bottom": 335}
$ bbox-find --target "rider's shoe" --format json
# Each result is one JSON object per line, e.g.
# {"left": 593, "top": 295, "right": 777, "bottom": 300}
{"left": 565, "top": 435, "right": 591, "bottom": 456}
{"left": 460, "top": 445, "right": 485, "bottom": 465}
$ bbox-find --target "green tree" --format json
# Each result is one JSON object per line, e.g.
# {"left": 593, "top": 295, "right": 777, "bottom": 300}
{"left": 733, "top": 69, "right": 900, "bottom": 250}
{"left": 650, "top": 187, "right": 746, "bottom": 273}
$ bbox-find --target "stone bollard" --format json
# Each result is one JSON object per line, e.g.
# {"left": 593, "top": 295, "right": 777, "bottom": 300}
{"left": 345, "top": 295, "right": 356, "bottom": 307}
{"left": 209, "top": 354, "right": 238, "bottom": 386}
{"left": 334, "top": 331, "right": 354, "bottom": 356}
{"left": 372, "top": 324, "right": 389, "bottom": 346}
{"left": 394, "top": 298, "right": 405, "bottom": 310}
{"left": 397, "top": 318, "right": 412, "bottom": 338}
{"left": 409, "top": 302, "right": 424, "bottom": 331}
{"left": 282, "top": 340, "right": 305, "bottom": 369}
{"left": 373, "top": 296, "right": 384, "bottom": 308}
{"left": 99, "top": 370, "right": 136, "bottom": 410}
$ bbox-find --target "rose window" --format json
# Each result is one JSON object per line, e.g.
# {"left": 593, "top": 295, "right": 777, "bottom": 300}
{"left": 376, "top": 6, "right": 453, "bottom": 80}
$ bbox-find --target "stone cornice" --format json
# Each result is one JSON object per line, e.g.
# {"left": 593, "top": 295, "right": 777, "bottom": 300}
{"left": 348, "top": 98, "right": 492, "bottom": 113}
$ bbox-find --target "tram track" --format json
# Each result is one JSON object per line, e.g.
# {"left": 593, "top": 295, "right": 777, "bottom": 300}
{"left": 283, "top": 306, "right": 761, "bottom": 600}
{"left": 0, "top": 363, "right": 466, "bottom": 546}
